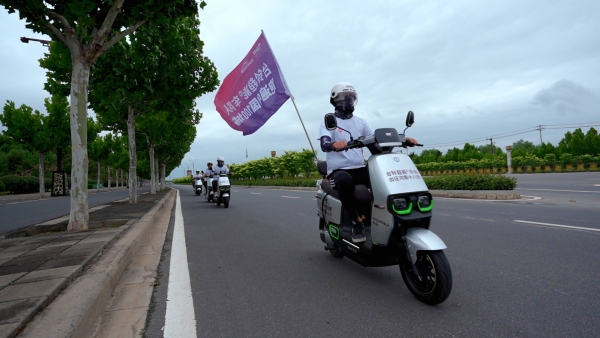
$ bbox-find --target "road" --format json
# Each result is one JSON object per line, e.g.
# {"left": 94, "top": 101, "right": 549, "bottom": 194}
{"left": 0, "top": 187, "right": 150, "bottom": 235}
{"left": 145, "top": 172, "right": 600, "bottom": 337}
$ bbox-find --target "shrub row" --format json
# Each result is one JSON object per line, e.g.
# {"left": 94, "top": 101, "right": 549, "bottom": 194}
{"left": 424, "top": 174, "right": 517, "bottom": 190}
{"left": 231, "top": 178, "right": 316, "bottom": 187}
{"left": 0, "top": 175, "right": 50, "bottom": 194}
{"left": 173, "top": 176, "right": 193, "bottom": 184}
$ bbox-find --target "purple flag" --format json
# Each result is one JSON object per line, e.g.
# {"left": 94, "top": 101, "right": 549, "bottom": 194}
{"left": 214, "top": 32, "right": 291, "bottom": 135}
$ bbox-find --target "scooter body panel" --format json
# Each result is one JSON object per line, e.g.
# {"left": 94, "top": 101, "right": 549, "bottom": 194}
{"left": 369, "top": 153, "right": 428, "bottom": 246}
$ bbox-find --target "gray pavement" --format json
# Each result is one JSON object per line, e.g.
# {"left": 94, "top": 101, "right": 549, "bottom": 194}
{"left": 0, "top": 187, "right": 151, "bottom": 235}
{"left": 145, "top": 183, "right": 599, "bottom": 337}
{"left": 0, "top": 189, "right": 169, "bottom": 338}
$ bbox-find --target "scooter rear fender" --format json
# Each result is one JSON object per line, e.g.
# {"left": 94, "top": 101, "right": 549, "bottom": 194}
{"left": 405, "top": 227, "right": 447, "bottom": 264}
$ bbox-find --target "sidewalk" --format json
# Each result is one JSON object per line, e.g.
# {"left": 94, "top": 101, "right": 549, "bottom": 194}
{"left": 0, "top": 189, "right": 173, "bottom": 338}
{"left": 0, "top": 187, "right": 128, "bottom": 206}
{"left": 234, "top": 185, "right": 521, "bottom": 200}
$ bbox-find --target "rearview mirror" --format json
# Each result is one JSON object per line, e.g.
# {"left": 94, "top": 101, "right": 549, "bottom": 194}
{"left": 324, "top": 113, "right": 337, "bottom": 131}
{"left": 405, "top": 111, "right": 414, "bottom": 127}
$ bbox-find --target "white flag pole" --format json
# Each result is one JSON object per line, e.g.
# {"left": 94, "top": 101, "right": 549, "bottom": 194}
{"left": 262, "top": 30, "right": 318, "bottom": 160}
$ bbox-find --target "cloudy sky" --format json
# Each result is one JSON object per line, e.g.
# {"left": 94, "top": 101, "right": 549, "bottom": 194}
{"left": 1, "top": 0, "right": 600, "bottom": 178}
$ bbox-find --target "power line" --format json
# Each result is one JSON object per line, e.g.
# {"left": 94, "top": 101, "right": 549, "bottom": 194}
{"left": 423, "top": 122, "right": 600, "bottom": 149}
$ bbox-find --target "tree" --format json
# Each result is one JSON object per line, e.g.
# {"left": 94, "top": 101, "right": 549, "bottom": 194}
{"left": 89, "top": 15, "right": 218, "bottom": 202}
{"left": 44, "top": 94, "right": 70, "bottom": 171}
{"left": 1, "top": 0, "right": 203, "bottom": 231}
{"left": 0, "top": 101, "right": 54, "bottom": 196}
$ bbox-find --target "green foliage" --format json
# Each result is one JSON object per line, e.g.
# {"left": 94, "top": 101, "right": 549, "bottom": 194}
{"left": 231, "top": 178, "right": 316, "bottom": 187}
{"left": 229, "top": 149, "right": 318, "bottom": 181}
{"left": 424, "top": 174, "right": 517, "bottom": 190}
{"left": 0, "top": 180, "right": 5, "bottom": 192}
{"left": 0, "top": 175, "right": 40, "bottom": 194}
{"left": 173, "top": 176, "right": 193, "bottom": 184}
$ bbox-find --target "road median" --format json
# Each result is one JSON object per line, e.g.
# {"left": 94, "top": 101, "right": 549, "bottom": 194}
{"left": 15, "top": 188, "right": 175, "bottom": 338}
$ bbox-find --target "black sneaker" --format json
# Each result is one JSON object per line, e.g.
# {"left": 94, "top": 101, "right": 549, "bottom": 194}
{"left": 351, "top": 222, "right": 366, "bottom": 243}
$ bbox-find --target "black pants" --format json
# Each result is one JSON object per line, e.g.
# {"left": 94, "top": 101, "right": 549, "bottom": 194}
{"left": 212, "top": 179, "right": 218, "bottom": 193}
{"left": 329, "top": 167, "right": 370, "bottom": 221}
{"left": 203, "top": 180, "right": 208, "bottom": 190}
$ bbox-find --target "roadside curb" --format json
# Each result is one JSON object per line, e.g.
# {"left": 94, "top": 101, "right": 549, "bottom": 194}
{"left": 234, "top": 185, "right": 317, "bottom": 191}
{"left": 430, "top": 190, "right": 521, "bottom": 200}
{"left": 234, "top": 185, "right": 521, "bottom": 199}
{"left": 19, "top": 188, "right": 176, "bottom": 338}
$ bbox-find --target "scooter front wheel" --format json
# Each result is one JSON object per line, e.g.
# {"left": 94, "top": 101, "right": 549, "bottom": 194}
{"left": 223, "top": 197, "right": 230, "bottom": 208}
{"left": 399, "top": 250, "right": 452, "bottom": 305}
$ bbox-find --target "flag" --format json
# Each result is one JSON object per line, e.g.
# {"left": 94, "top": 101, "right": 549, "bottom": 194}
{"left": 214, "top": 32, "right": 291, "bottom": 136}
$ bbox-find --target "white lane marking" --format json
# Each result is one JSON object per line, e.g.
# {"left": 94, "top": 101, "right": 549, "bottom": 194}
{"left": 233, "top": 190, "right": 239, "bottom": 192}
{"left": 164, "top": 190, "right": 197, "bottom": 338}
{"left": 250, "top": 192, "right": 261, "bottom": 195}
{"left": 516, "top": 188, "right": 600, "bottom": 194}
{"left": 281, "top": 196, "right": 300, "bottom": 199}
{"left": 514, "top": 220, "right": 600, "bottom": 232}
{"left": 520, "top": 195, "right": 542, "bottom": 200}
{"left": 594, "top": 184, "right": 600, "bottom": 187}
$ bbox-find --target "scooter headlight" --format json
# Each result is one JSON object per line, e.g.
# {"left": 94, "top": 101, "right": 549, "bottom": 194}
{"left": 392, "top": 198, "right": 412, "bottom": 215}
{"left": 418, "top": 195, "right": 430, "bottom": 207}
{"left": 417, "top": 194, "right": 434, "bottom": 212}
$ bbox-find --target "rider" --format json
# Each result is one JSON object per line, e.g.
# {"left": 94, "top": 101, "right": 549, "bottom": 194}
{"left": 318, "top": 82, "right": 418, "bottom": 243}
{"left": 212, "top": 157, "right": 229, "bottom": 193}
{"left": 202, "top": 162, "right": 214, "bottom": 192}
{"left": 192, "top": 170, "right": 202, "bottom": 191}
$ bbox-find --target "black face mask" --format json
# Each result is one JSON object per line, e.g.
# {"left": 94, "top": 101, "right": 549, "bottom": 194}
{"left": 333, "top": 95, "right": 355, "bottom": 119}
{"left": 217, "top": 161, "right": 224, "bottom": 166}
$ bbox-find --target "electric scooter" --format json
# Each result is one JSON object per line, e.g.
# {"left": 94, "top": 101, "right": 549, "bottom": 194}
{"left": 316, "top": 111, "right": 452, "bottom": 305}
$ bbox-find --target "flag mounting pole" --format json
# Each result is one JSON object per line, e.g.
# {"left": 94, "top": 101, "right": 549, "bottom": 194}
{"left": 290, "top": 95, "right": 317, "bottom": 158}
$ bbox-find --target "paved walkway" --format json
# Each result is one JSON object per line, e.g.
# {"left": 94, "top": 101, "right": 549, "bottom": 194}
{"left": 0, "top": 190, "right": 169, "bottom": 338}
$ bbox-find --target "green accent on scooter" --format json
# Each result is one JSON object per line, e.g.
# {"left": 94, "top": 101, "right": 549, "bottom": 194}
{"left": 392, "top": 202, "right": 413, "bottom": 215}
{"left": 418, "top": 200, "right": 434, "bottom": 212}
{"left": 329, "top": 224, "right": 340, "bottom": 240}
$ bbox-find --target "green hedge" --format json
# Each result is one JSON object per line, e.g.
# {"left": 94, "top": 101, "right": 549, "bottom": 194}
{"left": 0, "top": 175, "right": 38, "bottom": 194}
{"left": 424, "top": 174, "right": 517, "bottom": 190}
{"left": 231, "top": 178, "right": 316, "bottom": 187}
{"left": 0, "top": 180, "right": 5, "bottom": 192}
{"left": 173, "top": 176, "right": 193, "bottom": 184}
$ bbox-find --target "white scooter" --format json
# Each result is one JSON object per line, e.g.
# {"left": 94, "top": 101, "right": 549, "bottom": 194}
{"left": 316, "top": 111, "right": 452, "bottom": 305}
{"left": 213, "top": 172, "right": 231, "bottom": 208}
{"left": 194, "top": 178, "right": 203, "bottom": 196}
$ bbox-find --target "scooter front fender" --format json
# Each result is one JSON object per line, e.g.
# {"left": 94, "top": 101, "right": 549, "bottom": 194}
{"left": 222, "top": 193, "right": 230, "bottom": 198}
{"left": 405, "top": 228, "right": 447, "bottom": 264}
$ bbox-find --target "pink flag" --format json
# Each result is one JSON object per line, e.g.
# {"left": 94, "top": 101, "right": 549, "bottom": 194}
{"left": 214, "top": 32, "right": 291, "bottom": 136}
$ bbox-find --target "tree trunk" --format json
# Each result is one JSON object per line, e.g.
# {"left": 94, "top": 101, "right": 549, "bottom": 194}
{"left": 127, "top": 105, "right": 138, "bottom": 203}
{"left": 155, "top": 157, "right": 160, "bottom": 191}
{"left": 161, "top": 162, "right": 166, "bottom": 190}
{"left": 107, "top": 166, "right": 111, "bottom": 190}
{"left": 115, "top": 169, "right": 119, "bottom": 188}
{"left": 39, "top": 152, "right": 45, "bottom": 198}
{"left": 97, "top": 161, "right": 101, "bottom": 192}
{"left": 149, "top": 144, "right": 156, "bottom": 194}
{"left": 68, "top": 59, "right": 90, "bottom": 231}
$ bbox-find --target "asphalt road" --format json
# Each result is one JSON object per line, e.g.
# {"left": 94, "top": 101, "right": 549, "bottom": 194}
{"left": 0, "top": 187, "right": 151, "bottom": 235}
{"left": 146, "top": 175, "right": 599, "bottom": 338}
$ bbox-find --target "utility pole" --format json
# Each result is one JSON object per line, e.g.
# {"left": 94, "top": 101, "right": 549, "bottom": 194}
{"left": 486, "top": 138, "right": 495, "bottom": 154}
{"left": 537, "top": 125, "right": 544, "bottom": 145}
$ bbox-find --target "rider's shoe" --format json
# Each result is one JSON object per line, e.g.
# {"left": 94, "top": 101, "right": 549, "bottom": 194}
{"left": 351, "top": 222, "right": 366, "bottom": 243}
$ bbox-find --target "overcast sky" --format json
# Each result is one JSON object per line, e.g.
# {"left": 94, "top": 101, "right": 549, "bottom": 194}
{"left": 1, "top": 0, "right": 600, "bottom": 178}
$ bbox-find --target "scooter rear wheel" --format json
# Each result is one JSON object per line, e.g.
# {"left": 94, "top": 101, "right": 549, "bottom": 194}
{"left": 399, "top": 250, "right": 452, "bottom": 305}
{"left": 216, "top": 197, "right": 221, "bottom": 206}
{"left": 328, "top": 245, "right": 344, "bottom": 258}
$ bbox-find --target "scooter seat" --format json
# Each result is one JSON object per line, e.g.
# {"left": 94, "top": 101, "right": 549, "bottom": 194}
{"left": 320, "top": 180, "right": 371, "bottom": 202}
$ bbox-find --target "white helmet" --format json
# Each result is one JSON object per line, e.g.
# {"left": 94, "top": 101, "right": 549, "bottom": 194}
{"left": 330, "top": 82, "right": 358, "bottom": 106}
{"left": 217, "top": 157, "right": 224, "bottom": 162}
{"left": 330, "top": 82, "right": 357, "bottom": 117}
